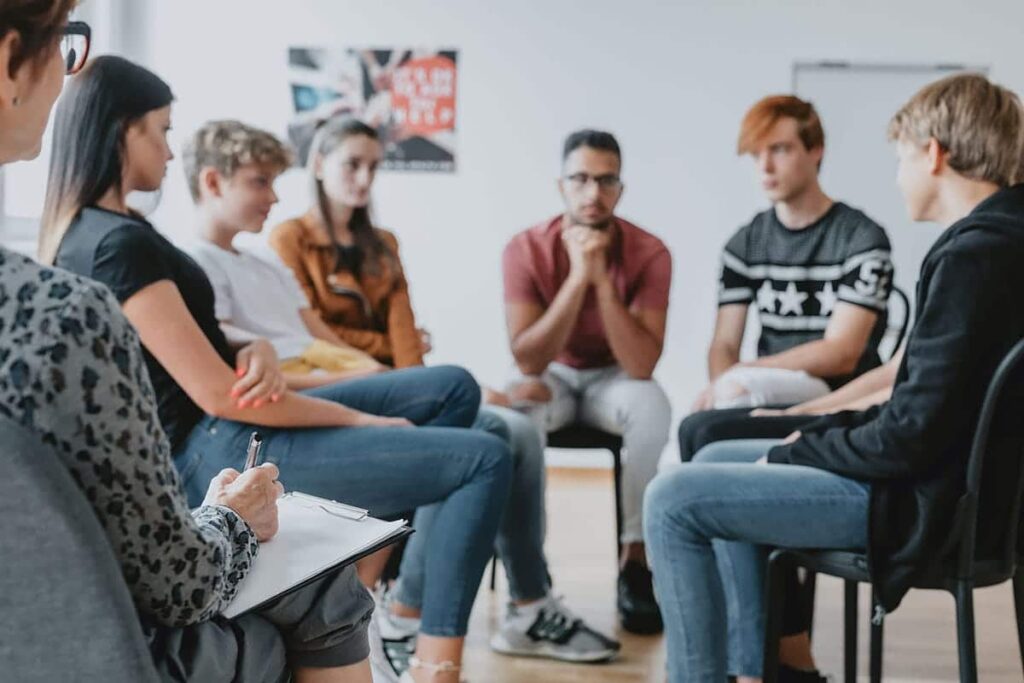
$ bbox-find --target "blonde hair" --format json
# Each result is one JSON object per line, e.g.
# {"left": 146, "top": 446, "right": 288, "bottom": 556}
{"left": 182, "top": 120, "right": 293, "bottom": 201}
{"left": 888, "top": 73, "right": 1024, "bottom": 188}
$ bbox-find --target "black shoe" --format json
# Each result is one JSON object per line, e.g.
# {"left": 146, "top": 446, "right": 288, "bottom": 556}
{"left": 778, "top": 664, "right": 829, "bottom": 682}
{"left": 617, "top": 561, "right": 663, "bottom": 634}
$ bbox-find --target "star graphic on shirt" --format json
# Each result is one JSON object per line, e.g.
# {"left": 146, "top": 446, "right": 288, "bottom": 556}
{"left": 756, "top": 281, "right": 777, "bottom": 313}
{"left": 777, "top": 281, "right": 809, "bottom": 316}
{"left": 815, "top": 282, "right": 839, "bottom": 316}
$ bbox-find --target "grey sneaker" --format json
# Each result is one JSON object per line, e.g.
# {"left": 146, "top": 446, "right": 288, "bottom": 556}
{"left": 489, "top": 595, "right": 621, "bottom": 663}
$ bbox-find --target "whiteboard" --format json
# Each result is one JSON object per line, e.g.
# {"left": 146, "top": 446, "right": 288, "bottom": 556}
{"left": 793, "top": 62, "right": 988, "bottom": 310}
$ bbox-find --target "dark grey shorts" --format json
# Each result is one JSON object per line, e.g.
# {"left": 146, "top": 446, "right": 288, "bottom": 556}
{"left": 143, "top": 564, "right": 374, "bottom": 682}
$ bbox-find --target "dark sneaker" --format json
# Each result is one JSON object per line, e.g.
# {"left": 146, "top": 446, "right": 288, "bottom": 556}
{"left": 778, "top": 664, "right": 830, "bottom": 682}
{"left": 489, "top": 594, "right": 621, "bottom": 663}
{"left": 617, "top": 561, "right": 663, "bottom": 634}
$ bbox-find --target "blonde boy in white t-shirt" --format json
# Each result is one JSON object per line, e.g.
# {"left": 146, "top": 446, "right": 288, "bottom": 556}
{"left": 182, "top": 119, "right": 381, "bottom": 389}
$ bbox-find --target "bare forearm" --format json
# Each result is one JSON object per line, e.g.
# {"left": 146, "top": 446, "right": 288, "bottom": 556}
{"left": 788, "top": 360, "right": 897, "bottom": 415}
{"left": 709, "top": 344, "right": 740, "bottom": 381}
{"left": 511, "top": 276, "right": 588, "bottom": 374}
{"left": 749, "top": 339, "right": 860, "bottom": 378}
{"left": 204, "top": 388, "right": 373, "bottom": 427}
{"left": 595, "top": 279, "right": 662, "bottom": 379}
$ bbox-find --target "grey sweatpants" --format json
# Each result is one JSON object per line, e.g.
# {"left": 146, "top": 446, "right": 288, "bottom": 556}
{"left": 143, "top": 564, "right": 374, "bottom": 682}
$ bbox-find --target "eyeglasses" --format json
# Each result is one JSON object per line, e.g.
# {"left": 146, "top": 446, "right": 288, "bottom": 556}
{"left": 61, "top": 21, "right": 91, "bottom": 75}
{"left": 563, "top": 172, "right": 622, "bottom": 192}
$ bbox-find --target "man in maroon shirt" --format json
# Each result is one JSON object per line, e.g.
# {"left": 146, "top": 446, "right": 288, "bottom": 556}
{"left": 501, "top": 129, "right": 673, "bottom": 634}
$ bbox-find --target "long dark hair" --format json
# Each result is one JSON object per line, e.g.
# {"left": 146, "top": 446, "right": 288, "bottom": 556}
{"left": 39, "top": 55, "right": 173, "bottom": 263}
{"left": 308, "top": 117, "right": 392, "bottom": 276}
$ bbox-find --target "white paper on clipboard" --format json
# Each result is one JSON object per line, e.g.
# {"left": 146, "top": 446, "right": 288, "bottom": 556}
{"left": 222, "top": 492, "right": 409, "bottom": 619}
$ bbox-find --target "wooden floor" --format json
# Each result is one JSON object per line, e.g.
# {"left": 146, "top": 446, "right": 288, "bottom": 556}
{"left": 460, "top": 467, "right": 1023, "bottom": 682}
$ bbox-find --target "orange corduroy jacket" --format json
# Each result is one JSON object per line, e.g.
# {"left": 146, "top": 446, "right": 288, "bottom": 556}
{"left": 268, "top": 211, "right": 424, "bottom": 368}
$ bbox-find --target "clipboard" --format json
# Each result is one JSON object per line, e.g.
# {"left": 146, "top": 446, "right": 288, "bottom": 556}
{"left": 222, "top": 491, "right": 412, "bottom": 619}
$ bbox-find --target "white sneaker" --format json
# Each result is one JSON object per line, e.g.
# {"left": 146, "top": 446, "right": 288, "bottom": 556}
{"left": 489, "top": 595, "right": 620, "bottom": 663}
{"left": 369, "top": 590, "right": 418, "bottom": 682}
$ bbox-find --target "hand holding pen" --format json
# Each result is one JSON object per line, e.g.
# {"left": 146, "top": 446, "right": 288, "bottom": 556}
{"left": 201, "top": 431, "right": 283, "bottom": 542}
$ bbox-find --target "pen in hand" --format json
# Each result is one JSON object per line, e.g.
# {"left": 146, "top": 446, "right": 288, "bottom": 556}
{"left": 244, "top": 432, "right": 264, "bottom": 472}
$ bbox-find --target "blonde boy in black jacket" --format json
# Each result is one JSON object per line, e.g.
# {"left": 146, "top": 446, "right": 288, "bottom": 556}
{"left": 645, "top": 73, "right": 1024, "bottom": 683}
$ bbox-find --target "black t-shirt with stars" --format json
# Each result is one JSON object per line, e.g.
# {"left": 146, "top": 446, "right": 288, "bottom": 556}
{"left": 718, "top": 202, "right": 893, "bottom": 387}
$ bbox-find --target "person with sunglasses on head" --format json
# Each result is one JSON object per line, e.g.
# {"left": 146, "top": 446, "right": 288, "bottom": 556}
{"left": 42, "top": 54, "right": 513, "bottom": 683}
{"left": 499, "top": 129, "right": 673, "bottom": 635}
{"left": 0, "top": 3, "right": 384, "bottom": 682}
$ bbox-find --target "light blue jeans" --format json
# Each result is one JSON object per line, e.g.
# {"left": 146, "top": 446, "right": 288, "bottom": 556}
{"left": 175, "top": 365, "right": 513, "bottom": 638}
{"left": 643, "top": 439, "right": 869, "bottom": 681}
{"left": 395, "top": 404, "right": 552, "bottom": 607}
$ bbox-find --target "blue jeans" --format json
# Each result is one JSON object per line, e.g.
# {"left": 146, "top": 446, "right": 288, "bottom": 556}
{"left": 643, "top": 439, "right": 870, "bottom": 682}
{"left": 395, "top": 404, "right": 551, "bottom": 609}
{"left": 174, "top": 365, "right": 513, "bottom": 638}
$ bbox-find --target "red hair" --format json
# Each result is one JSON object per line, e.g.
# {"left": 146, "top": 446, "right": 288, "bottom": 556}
{"left": 737, "top": 95, "right": 824, "bottom": 155}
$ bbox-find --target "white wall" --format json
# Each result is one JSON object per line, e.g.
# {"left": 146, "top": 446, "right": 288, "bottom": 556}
{"left": 128, "top": 0, "right": 1024, "bottom": 453}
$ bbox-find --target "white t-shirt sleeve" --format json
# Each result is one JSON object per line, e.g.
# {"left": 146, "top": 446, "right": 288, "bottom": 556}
{"left": 277, "top": 262, "right": 312, "bottom": 309}
{"left": 188, "top": 246, "right": 233, "bottom": 323}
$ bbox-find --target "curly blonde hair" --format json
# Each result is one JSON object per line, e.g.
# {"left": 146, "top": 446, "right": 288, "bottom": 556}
{"left": 182, "top": 119, "right": 293, "bottom": 201}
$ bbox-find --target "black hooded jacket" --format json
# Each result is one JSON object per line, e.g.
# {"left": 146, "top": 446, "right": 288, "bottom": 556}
{"left": 769, "top": 184, "right": 1024, "bottom": 611}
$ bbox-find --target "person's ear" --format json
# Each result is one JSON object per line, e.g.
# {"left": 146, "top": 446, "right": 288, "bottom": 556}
{"left": 809, "top": 144, "right": 825, "bottom": 169}
{"left": 926, "top": 138, "right": 945, "bottom": 176}
{"left": 199, "top": 166, "right": 223, "bottom": 199}
{"left": 0, "top": 30, "right": 23, "bottom": 110}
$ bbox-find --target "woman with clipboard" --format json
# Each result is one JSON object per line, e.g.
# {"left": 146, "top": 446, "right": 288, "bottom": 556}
{"left": 0, "top": 3, "right": 385, "bottom": 681}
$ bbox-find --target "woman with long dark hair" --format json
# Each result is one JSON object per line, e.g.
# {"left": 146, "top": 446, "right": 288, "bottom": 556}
{"left": 42, "top": 55, "right": 512, "bottom": 683}
{"left": 0, "top": 4, "right": 376, "bottom": 682}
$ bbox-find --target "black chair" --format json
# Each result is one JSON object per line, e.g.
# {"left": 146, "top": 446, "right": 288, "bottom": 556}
{"left": 762, "top": 336, "right": 1024, "bottom": 683}
{"left": 489, "top": 423, "right": 624, "bottom": 591}
{"left": 883, "top": 284, "right": 911, "bottom": 362}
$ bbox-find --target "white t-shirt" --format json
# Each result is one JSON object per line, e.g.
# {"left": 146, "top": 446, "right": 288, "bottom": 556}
{"left": 188, "top": 241, "right": 315, "bottom": 360}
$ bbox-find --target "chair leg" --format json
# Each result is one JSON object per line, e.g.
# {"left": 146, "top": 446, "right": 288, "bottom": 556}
{"left": 844, "top": 580, "right": 858, "bottom": 683}
{"left": 1014, "top": 568, "right": 1024, "bottom": 675}
{"left": 762, "top": 551, "right": 789, "bottom": 683}
{"left": 869, "top": 587, "right": 884, "bottom": 683}
{"left": 955, "top": 580, "right": 978, "bottom": 683}
{"left": 612, "top": 447, "right": 624, "bottom": 558}
{"left": 802, "top": 569, "right": 818, "bottom": 642}
{"left": 488, "top": 554, "right": 497, "bottom": 591}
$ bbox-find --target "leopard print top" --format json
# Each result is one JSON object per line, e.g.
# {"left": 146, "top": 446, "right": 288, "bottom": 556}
{"left": 0, "top": 246, "right": 257, "bottom": 627}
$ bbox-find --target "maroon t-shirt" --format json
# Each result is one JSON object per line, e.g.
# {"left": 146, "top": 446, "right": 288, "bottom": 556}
{"left": 502, "top": 215, "right": 672, "bottom": 370}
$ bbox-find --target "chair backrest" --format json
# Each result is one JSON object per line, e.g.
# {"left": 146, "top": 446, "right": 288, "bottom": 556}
{"left": 0, "top": 415, "right": 159, "bottom": 682}
{"left": 954, "top": 336, "right": 1024, "bottom": 579}
{"left": 879, "top": 284, "right": 912, "bottom": 362}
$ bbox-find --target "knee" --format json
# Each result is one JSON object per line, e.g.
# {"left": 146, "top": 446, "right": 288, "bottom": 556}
{"left": 678, "top": 411, "right": 735, "bottom": 462}
{"left": 622, "top": 380, "right": 673, "bottom": 431}
{"left": 692, "top": 441, "right": 739, "bottom": 463}
{"left": 473, "top": 432, "right": 515, "bottom": 486}
{"left": 643, "top": 469, "right": 695, "bottom": 541}
{"left": 473, "top": 409, "right": 511, "bottom": 443}
{"left": 433, "top": 364, "right": 482, "bottom": 406}
{"left": 676, "top": 411, "right": 708, "bottom": 462}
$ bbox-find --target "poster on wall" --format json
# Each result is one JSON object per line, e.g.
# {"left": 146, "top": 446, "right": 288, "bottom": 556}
{"left": 287, "top": 47, "right": 458, "bottom": 172}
